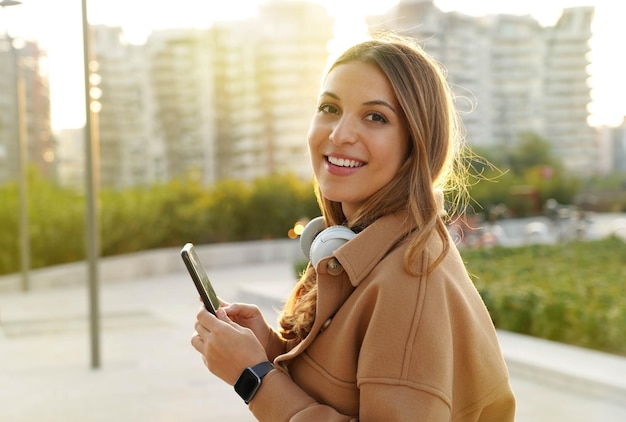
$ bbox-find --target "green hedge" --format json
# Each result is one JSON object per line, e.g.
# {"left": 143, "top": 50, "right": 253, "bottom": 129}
{"left": 461, "top": 237, "right": 626, "bottom": 356}
{"left": 0, "top": 172, "right": 319, "bottom": 275}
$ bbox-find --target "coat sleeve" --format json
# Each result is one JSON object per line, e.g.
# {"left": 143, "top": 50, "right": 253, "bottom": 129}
{"left": 249, "top": 369, "right": 358, "bottom": 422}
{"left": 265, "top": 328, "right": 288, "bottom": 362}
{"left": 359, "top": 381, "right": 514, "bottom": 421}
{"left": 248, "top": 370, "right": 453, "bottom": 421}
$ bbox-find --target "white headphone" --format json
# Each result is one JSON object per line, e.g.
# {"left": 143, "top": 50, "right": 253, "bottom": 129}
{"left": 300, "top": 217, "right": 356, "bottom": 268}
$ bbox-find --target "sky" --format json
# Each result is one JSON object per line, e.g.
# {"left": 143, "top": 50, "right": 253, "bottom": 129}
{"left": 2, "top": 0, "right": 624, "bottom": 130}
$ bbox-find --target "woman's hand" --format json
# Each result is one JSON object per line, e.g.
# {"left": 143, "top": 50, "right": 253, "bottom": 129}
{"left": 220, "top": 303, "right": 274, "bottom": 351}
{"left": 191, "top": 306, "right": 268, "bottom": 385}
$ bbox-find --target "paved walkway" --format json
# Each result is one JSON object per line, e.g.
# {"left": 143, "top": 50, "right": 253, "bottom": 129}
{"left": 1, "top": 259, "right": 625, "bottom": 421}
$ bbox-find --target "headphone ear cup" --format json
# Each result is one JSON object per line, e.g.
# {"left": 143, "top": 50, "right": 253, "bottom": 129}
{"left": 309, "top": 225, "right": 356, "bottom": 268}
{"left": 300, "top": 217, "right": 327, "bottom": 260}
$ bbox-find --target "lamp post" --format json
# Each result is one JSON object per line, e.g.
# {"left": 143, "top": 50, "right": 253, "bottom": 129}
{"left": 1, "top": 0, "right": 30, "bottom": 292}
{"left": 81, "top": 0, "right": 101, "bottom": 370}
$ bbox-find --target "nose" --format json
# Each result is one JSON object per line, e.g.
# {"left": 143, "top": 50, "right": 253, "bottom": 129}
{"left": 329, "top": 115, "right": 357, "bottom": 145}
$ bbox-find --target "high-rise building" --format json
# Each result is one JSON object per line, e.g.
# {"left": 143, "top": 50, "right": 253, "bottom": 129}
{"left": 80, "top": 0, "right": 598, "bottom": 187}
{"left": 0, "top": 37, "right": 54, "bottom": 184}
{"left": 543, "top": 7, "right": 596, "bottom": 174}
{"left": 129, "top": 0, "right": 333, "bottom": 187}
{"left": 146, "top": 28, "right": 216, "bottom": 186}
{"left": 368, "top": 0, "right": 596, "bottom": 175}
{"left": 92, "top": 26, "right": 167, "bottom": 189}
{"left": 211, "top": 0, "right": 334, "bottom": 181}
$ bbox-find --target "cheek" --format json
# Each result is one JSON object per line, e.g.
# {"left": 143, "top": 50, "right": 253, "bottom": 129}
{"left": 307, "top": 119, "right": 326, "bottom": 152}
{"left": 306, "top": 129, "right": 322, "bottom": 170}
{"left": 306, "top": 133, "right": 316, "bottom": 161}
{"left": 395, "top": 135, "right": 411, "bottom": 168}
{"left": 378, "top": 135, "right": 409, "bottom": 168}
{"left": 382, "top": 138, "right": 410, "bottom": 180}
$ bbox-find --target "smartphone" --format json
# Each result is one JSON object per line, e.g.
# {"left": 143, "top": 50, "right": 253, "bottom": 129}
{"left": 181, "top": 243, "right": 220, "bottom": 315}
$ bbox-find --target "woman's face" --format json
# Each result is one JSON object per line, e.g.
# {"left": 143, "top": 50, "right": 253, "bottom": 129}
{"left": 307, "top": 61, "right": 410, "bottom": 220}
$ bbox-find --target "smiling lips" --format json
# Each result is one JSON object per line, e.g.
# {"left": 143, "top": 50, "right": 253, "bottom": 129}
{"left": 327, "top": 155, "right": 365, "bottom": 168}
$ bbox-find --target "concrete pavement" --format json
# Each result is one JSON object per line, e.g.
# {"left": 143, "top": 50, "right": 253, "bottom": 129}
{"left": 1, "top": 244, "right": 625, "bottom": 421}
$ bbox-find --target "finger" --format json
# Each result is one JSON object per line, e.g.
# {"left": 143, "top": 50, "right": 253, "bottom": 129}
{"left": 195, "top": 321, "right": 210, "bottom": 338}
{"left": 196, "top": 307, "right": 217, "bottom": 328}
{"left": 190, "top": 333, "right": 204, "bottom": 352}
{"left": 223, "top": 303, "right": 253, "bottom": 318}
{"left": 216, "top": 307, "right": 231, "bottom": 323}
{"left": 218, "top": 297, "right": 230, "bottom": 307}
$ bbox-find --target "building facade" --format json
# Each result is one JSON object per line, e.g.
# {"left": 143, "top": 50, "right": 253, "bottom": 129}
{"left": 46, "top": 0, "right": 604, "bottom": 188}
{"left": 87, "top": 0, "right": 333, "bottom": 188}
{"left": 368, "top": 0, "right": 596, "bottom": 176}
{"left": 92, "top": 26, "right": 168, "bottom": 189}
{"left": 210, "top": 0, "right": 333, "bottom": 181}
{"left": 0, "top": 37, "right": 54, "bottom": 184}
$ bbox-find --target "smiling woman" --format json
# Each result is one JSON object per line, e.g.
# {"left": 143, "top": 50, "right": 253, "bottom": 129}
{"left": 190, "top": 35, "right": 516, "bottom": 420}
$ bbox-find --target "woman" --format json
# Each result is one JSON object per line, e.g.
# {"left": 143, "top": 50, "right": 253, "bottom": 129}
{"left": 191, "top": 35, "right": 516, "bottom": 421}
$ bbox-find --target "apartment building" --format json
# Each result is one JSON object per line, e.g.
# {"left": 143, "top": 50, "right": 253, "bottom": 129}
{"left": 211, "top": 0, "right": 333, "bottom": 181}
{"left": 90, "top": 0, "right": 333, "bottom": 187}
{"left": 146, "top": 28, "right": 216, "bottom": 185}
{"left": 52, "top": 0, "right": 600, "bottom": 188}
{"left": 91, "top": 26, "right": 168, "bottom": 189}
{"left": 369, "top": 0, "right": 596, "bottom": 176}
{"left": 543, "top": 7, "right": 596, "bottom": 175}
{"left": 0, "top": 37, "right": 54, "bottom": 184}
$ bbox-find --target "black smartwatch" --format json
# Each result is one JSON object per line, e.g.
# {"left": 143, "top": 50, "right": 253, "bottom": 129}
{"left": 234, "top": 361, "right": 275, "bottom": 404}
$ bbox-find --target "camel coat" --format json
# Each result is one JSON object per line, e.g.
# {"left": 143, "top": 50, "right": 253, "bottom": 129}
{"left": 250, "top": 212, "right": 515, "bottom": 421}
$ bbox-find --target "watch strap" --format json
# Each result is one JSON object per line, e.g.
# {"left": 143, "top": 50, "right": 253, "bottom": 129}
{"left": 250, "top": 361, "right": 275, "bottom": 379}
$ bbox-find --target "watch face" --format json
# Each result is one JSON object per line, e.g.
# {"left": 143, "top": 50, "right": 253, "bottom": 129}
{"left": 234, "top": 368, "right": 261, "bottom": 404}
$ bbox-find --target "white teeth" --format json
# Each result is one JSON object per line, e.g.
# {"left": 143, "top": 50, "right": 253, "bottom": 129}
{"left": 328, "top": 156, "right": 363, "bottom": 168}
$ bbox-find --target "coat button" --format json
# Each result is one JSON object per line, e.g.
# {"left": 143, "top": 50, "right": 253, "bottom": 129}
{"left": 326, "top": 258, "right": 343, "bottom": 276}
{"left": 321, "top": 317, "right": 332, "bottom": 331}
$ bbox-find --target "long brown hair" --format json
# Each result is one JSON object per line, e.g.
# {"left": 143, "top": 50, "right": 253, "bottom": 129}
{"left": 279, "top": 34, "right": 470, "bottom": 341}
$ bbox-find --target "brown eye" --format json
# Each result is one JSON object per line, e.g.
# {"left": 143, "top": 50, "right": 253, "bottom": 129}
{"left": 365, "top": 112, "right": 388, "bottom": 123}
{"left": 318, "top": 104, "right": 339, "bottom": 114}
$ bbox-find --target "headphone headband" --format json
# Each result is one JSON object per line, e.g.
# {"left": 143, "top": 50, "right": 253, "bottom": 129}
{"left": 300, "top": 217, "right": 356, "bottom": 268}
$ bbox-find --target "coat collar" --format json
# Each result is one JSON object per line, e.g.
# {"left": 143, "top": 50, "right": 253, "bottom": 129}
{"left": 275, "top": 212, "right": 417, "bottom": 369}
{"left": 334, "top": 211, "right": 417, "bottom": 288}
{"left": 274, "top": 212, "right": 417, "bottom": 368}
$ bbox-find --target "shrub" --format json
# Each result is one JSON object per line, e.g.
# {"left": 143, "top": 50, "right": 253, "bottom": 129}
{"left": 463, "top": 237, "right": 626, "bottom": 355}
{"left": 0, "top": 172, "right": 318, "bottom": 275}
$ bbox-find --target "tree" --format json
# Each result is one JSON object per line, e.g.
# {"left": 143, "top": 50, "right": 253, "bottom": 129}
{"left": 509, "top": 132, "right": 559, "bottom": 175}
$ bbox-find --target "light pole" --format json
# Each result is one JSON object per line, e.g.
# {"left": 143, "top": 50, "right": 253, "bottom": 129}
{"left": 0, "top": 0, "right": 30, "bottom": 292}
{"left": 81, "top": 0, "right": 101, "bottom": 370}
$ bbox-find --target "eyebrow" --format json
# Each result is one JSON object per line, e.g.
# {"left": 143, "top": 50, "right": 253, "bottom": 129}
{"left": 319, "top": 91, "right": 398, "bottom": 114}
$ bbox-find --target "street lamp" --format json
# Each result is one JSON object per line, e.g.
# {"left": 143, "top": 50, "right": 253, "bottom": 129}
{"left": 1, "top": 0, "right": 30, "bottom": 292}
{"left": 81, "top": 0, "right": 102, "bottom": 370}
